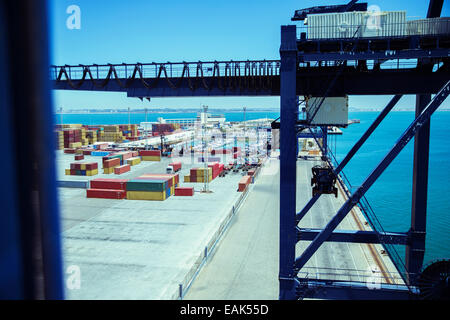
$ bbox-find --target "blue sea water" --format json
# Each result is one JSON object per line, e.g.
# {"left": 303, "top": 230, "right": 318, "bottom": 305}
{"left": 56, "top": 110, "right": 449, "bottom": 264}
{"left": 334, "top": 111, "right": 450, "bottom": 265}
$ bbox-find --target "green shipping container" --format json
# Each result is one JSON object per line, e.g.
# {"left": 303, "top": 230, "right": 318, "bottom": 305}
{"left": 126, "top": 179, "right": 168, "bottom": 192}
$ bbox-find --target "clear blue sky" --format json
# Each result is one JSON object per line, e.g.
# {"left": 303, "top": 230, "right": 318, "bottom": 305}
{"left": 48, "top": 0, "right": 450, "bottom": 111}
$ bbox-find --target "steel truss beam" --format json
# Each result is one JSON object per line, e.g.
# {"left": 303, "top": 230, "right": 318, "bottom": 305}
{"left": 294, "top": 80, "right": 450, "bottom": 273}
{"left": 297, "top": 228, "right": 409, "bottom": 245}
{"left": 51, "top": 66, "right": 449, "bottom": 97}
{"left": 299, "top": 48, "right": 450, "bottom": 62}
{"left": 295, "top": 278, "right": 416, "bottom": 300}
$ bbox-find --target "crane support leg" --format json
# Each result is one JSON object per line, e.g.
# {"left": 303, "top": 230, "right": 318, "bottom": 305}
{"left": 406, "top": 94, "right": 430, "bottom": 284}
{"left": 279, "top": 25, "right": 298, "bottom": 300}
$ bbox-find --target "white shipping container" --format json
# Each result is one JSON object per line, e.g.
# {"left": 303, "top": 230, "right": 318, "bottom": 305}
{"left": 360, "top": 11, "right": 406, "bottom": 37}
{"left": 306, "top": 97, "right": 348, "bottom": 126}
{"left": 407, "top": 17, "right": 450, "bottom": 36}
{"left": 307, "top": 10, "right": 406, "bottom": 39}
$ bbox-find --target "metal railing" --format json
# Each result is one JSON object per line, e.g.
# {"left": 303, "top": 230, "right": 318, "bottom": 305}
{"left": 50, "top": 60, "right": 280, "bottom": 81}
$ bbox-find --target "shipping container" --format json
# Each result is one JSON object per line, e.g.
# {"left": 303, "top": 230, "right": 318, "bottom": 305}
{"left": 126, "top": 190, "right": 166, "bottom": 201}
{"left": 174, "top": 187, "right": 194, "bottom": 196}
{"left": 306, "top": 10, "right": 406, "bottom": 39}
{"left": 90, "top": 178, "right": 128, "bottom": 190}
{"left": 407, "top": 17, "right": 450, "bottom": 36}
{"left": 86, "top": 188, "right": 126, "bottom": 199}
{"left": 141, "top": 156, "right": 161, "bottom": 161}
{"left": 114, "top": 164, "right": 131, "bottom": 175}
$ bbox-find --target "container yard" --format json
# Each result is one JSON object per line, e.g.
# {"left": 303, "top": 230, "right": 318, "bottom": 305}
{"left": 2, "top": 0, "right": 450, "bottom": 305}
{"left": 55, "top": 120, "right": 269, "bottom": 299}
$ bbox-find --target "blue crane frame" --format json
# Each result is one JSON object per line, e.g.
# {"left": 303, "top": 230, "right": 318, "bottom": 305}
{"left": 279, "top": 0, "right": 449, "bottom": 300}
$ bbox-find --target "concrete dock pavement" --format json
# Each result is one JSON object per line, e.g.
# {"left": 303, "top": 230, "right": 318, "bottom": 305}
{"left": 58, "top": 151, "right": 252, "bottom": 299}
{"left": 184, "top": 157, "right": 280, "bottom": 300}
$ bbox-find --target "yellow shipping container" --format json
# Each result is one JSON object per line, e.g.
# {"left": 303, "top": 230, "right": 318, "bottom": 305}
{"left": 184, "top": 176, "right": 190, "bottom": 183}
{"left": 103, "top": 167, "right": 115, "bottom": 174}
{"left": 126, "top": 157, "right": 141, "bottom": 166}
{"left": 69, "top": 142, "right": 82, "bottom": 148}
{"left": 195, "top": 175, "right": 213, "bottom": 183}
{"left": 65, "top": 169, "right": 71, "bottom": 175}
{"left": 196, "top": 168, "right": 212, "bottom": 176}
{"left": 126, "top": 191, "right": 166, "bottom": 201}
{"left": 142, "top": 156, "right": 161, "bottom": 161}
{"left": 86, "top": 169, "right": 98, "bottom": 176}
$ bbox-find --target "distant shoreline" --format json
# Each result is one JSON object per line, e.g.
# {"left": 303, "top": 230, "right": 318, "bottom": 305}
{"left": 55, "top": 109, "right": 450, "bottom": 114}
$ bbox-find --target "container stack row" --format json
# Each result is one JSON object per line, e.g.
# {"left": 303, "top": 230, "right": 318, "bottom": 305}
{"left": 65, "top": 162, "right": 99, "bottom": 176}
{"left": 86, "top": 174, "right": 180, "bottom": 201}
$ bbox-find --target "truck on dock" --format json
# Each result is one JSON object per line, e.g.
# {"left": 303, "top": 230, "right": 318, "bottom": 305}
{"left": 167, "top": 162, "right": 182, "bottom": 173}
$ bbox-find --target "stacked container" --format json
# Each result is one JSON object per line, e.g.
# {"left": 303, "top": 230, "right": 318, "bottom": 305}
{"left": 151, "top": 123, "right": 181, "bottom": 135}
{"left": 65, "top": 162, "right": 99, "bottom": 176}
{"left": 103, "top": 157, "right": 121, "bottom": 174}
{"left": 55, "top": 131, "right": 64, "bottom": 150}
{"left": 139, "top": 150, "right": 161, "bottom": 161}
{"left": 100, "top": 125, "right": 124, "bottom": 143}
{"left": 87, "top": 178, "right": 128, "bottom": 199}
{"left": 187, "top": 167, "right": 213, "bottom": 183}
{"left": 126, "top": 173, "right": 179, "bottom": 201}
{"left": 208, "top": 162, "right": 221, "bottom": 180}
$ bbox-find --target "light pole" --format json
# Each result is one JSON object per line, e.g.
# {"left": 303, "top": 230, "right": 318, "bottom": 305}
{"left": 202, "top": 105, "right": 209, "bottom": 192}
{"left": 244, "top": 106, "right": 249, "bottom": 165}
{"left": 145, "top": 107, "right": 148, "bottom": 150}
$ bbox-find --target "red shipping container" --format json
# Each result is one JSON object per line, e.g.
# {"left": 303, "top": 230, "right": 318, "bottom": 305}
{"left": 169, "top": 162, "right": 182, "bottom": 172}
{"left": 238, "top": 176, "right": 251, "bottom": 192}
{"left": 82, "top": 149, "right": 93, "bottom": 155}
{"left": 175, "top": 187, "right": 194, "bottom": 196}
{"left": 86, "top": 188, "right": 126, "bottom": 199}
{"left": 103, "top": 158, "right": 121, "bottom": 168}
{"left": 121, "top": 152, "right": 133, "bottom": 160}
{"left": 114, "top": 164, "right": 131, "bottom": 175}
{"left": 139, "top": 150, "right": 161, "bottom": 157}
{"left": 131, "top": 151, "right": 139, "bottom": 157}
{"left": 90, "top": 178, "right": 128, "bottom": 190}
{"left": 190, "top": 169, "right": 197, "bottom": 177}
{"left": 86, "top": 162, "right": 98, "bottom": 171}
{"left": 64, "top": 148, "right": 76, "bottom": 154}
{"left": 75, "top": 155, "right": 84, "bottom": 160}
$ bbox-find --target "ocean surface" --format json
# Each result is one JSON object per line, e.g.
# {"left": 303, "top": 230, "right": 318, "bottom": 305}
{"left": 56, "top": 111, "right": 449, "bottom": 265}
